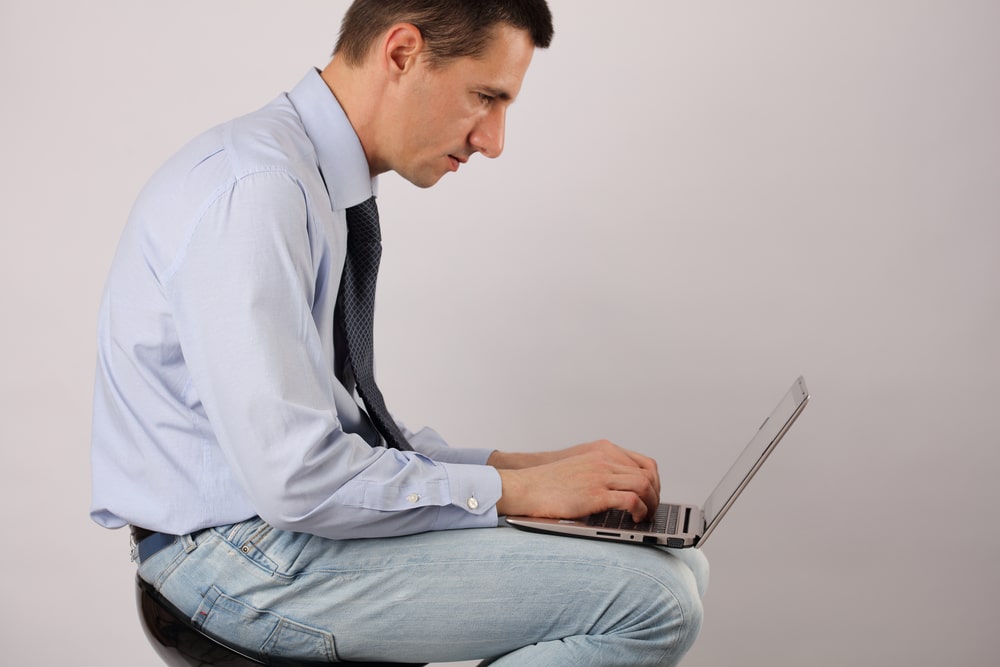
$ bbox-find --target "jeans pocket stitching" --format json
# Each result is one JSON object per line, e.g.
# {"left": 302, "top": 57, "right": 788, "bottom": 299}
{"left": 195, "top": 585, "right": 338, "bottom": 661}
{"left": 243, "top": 522, "right": 274, "bottom": 551}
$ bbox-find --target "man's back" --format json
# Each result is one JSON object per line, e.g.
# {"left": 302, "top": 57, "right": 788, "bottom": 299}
{"left": 92, "top": 75, "right": 362, "bottom": 535}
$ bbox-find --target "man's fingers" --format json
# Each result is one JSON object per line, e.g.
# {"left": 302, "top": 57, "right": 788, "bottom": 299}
{"left": 627, "top": 452, "right": 661, "bottom": 495}
{"left": 604, "top": 490, "right": 650, "bottom": 523}
{"left": 594, "top": 444, "right": 660, "bottom": 498}
{"left": 603, "top": 468, "right": 659, "bottom": 521}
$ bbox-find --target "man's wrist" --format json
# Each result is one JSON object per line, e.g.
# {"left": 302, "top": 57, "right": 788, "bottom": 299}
{"left": 493, "top": 467, "right": 526, "bottom": 516}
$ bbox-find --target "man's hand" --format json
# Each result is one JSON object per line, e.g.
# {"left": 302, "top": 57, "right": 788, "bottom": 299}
{"left": 490, "top": 440, "right": 661, "bottom": 523}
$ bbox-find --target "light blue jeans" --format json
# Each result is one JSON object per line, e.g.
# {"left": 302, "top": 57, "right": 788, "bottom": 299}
{"left": 138, "top": 517, "right": 708, "bottom": 665}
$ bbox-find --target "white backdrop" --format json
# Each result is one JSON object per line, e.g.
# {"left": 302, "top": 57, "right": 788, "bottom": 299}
{"left": 1, "top": 1, "right": 998, "bottom": 665}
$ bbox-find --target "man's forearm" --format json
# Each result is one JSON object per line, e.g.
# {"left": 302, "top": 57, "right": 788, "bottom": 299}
{"left": 487, "top": 449, "right": 558, "bottom": 469}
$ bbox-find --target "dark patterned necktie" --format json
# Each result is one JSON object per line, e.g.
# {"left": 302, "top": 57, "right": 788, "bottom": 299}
{"left": 337, "top": 196, "right": 412, "bottom": 451}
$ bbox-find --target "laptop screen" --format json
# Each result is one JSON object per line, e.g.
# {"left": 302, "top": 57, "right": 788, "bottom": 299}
{"left": 701, "top": 377, "right": 809, "bottom": 527}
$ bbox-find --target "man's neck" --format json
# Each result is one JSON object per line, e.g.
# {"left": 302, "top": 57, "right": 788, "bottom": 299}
{"left": 321, "top": 58, "right": 386, "bottom": 178}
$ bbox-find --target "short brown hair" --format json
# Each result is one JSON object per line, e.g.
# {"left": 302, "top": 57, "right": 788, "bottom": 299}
{"left": 334, "top": 0, "right": 553, "bottom": 68}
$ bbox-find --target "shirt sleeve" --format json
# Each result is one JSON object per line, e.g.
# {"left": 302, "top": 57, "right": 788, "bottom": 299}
{"left": 403, "top": 424, "right": 496, "bottom": 465}
{"left": 164, "top": 170, "right": 500, "bottom": 539}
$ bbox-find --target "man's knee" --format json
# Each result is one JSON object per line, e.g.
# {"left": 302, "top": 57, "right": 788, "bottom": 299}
{"left": 679, "top": 547, "right": 710, "bottom": 599}
{"left": 648, "top": 549, "right": 708, "bottom": 661}
{"left": 667, "top": 580, "right": 704, "bottom": 660}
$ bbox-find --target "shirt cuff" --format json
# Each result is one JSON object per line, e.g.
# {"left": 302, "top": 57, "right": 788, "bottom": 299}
{"left": 430, "top": 461, "right": 502, "bottom": 531}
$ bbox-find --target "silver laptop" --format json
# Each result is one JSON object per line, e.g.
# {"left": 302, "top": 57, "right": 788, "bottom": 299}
{"left": 506, "top": 376, "right": 809, "bottom": 549}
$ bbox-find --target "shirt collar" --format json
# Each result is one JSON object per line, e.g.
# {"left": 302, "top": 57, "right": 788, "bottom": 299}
{"left": 288, "top": 68, "right": 377, "bottom": 211}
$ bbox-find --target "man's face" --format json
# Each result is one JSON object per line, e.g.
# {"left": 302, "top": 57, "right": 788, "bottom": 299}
{"left": 385, "top": 24, "right": 535, "bottom": 188}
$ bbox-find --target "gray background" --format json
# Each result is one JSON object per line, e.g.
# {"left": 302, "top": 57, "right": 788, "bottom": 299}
{"left": 2, "top": 1, "right": 998, "bottom": 665}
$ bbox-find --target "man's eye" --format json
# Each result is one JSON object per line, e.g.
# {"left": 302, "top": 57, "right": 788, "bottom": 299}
{"left": 477, "top": 92, "right": 495, "bottom": 105}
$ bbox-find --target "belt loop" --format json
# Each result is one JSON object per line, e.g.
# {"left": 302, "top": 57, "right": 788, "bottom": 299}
{"left": 130, "top": 526, "right": 200, "bottom": 564}
{"left": 181, "top": 533, "right": 198, "bottom": 554}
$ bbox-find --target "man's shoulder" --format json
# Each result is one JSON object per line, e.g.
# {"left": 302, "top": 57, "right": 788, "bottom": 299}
{"left": 132, "top": 93, "right": 322, "bottom": 250}
{"left": 223, "top": 93, "right": 316, "bottom": 177}
{"left": 150, "top": 93, "right": 315, "bottom": 196}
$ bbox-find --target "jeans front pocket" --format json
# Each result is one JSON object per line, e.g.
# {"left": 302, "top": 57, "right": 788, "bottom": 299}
{"left": 194, "top": 585, "right": 338, "bottom": 661}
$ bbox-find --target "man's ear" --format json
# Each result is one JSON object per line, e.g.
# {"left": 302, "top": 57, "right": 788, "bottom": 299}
{"left": 381, "top": 23, "right": 424, "bottom": 75}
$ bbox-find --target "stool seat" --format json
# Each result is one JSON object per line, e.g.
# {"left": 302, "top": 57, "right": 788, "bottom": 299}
{"left": 136, "top": 576, "right": 426, "bottom": 666}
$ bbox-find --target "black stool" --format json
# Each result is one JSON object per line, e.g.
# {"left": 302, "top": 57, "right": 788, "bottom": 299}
{"left": 136, "top": 576, "right": 426, "bottom": 666}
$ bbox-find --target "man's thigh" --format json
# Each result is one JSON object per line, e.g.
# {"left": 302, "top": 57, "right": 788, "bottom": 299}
{"left": 139, "top": 518, "right": 707, "bottom": 663}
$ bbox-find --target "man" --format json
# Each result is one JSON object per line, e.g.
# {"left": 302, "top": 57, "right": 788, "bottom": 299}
{"left": 91, "top": 1, "right": 708, "bottom": 664}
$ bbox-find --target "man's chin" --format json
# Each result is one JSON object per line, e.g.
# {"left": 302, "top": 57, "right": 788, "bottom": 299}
{"left": 399, "top": 169, "right": 447, "bottom": 189}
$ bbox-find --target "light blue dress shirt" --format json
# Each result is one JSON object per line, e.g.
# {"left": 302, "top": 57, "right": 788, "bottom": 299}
{"left": 91, "top": 70, "right": 502, "bottom": 539}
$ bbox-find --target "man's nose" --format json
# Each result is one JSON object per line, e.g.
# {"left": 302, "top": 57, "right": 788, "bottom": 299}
{"left": 470, "top": 108, "right": 506, "bottom": 159}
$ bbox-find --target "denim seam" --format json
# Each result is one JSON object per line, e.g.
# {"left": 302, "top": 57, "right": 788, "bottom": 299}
{"left": 148, "top": 536, "right": 195, "bottom": 589}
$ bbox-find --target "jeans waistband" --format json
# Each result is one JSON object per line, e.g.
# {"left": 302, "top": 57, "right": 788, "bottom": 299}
{"left": 130, "top": 526, "right": 179, "bottom": 564}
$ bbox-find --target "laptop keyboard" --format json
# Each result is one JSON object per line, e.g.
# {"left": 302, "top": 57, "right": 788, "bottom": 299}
{"left": 587, "top": 504, "right": 679, "bottom": 534}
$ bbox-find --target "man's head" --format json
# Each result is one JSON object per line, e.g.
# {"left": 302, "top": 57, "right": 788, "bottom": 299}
{"left": 324, "top": 0, "right": 553, "bottom": 188}
{"left": 334, "top": 0, "right": 553, "bottom": 69}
